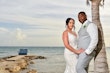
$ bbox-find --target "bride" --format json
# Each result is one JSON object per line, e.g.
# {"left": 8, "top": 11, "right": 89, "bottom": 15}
{"left": 62, "top": 18, "right": 84, "bottom": 73}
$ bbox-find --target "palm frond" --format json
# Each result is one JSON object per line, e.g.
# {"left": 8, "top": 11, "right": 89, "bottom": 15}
{"left": 87, "top": 0, "right": 104, "bottom": 6}
{"left": 100, "top": 0, "right": 104, "bottom": 7}
{"left": 101, "top": 0, "right": 104, "bottom": 5}
{"left": 86, "top": 0, "right": 90, "bottom": 5}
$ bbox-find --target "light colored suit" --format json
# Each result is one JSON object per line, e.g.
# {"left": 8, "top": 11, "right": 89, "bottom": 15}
{"left": 76, "top": 20, "right": 98, "bottom": 73}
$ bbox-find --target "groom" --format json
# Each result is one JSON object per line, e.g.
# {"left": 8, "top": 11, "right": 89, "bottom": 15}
{"left": 76, "top": 11, "right": 98, "bottom": 73}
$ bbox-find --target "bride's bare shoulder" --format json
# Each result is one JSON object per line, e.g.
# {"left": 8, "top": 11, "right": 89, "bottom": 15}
{"left": 62, "top": 30, "right": 68, "bottom": 36}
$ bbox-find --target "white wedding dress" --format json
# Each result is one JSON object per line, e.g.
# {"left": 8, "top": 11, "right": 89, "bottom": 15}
{"left": 64, "top": 32, "right": 78, "bottom": 73}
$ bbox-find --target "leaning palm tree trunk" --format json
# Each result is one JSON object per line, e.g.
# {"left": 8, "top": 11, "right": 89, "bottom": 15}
{"left": 91, "top": 0, "right": 109, "bottom": 73}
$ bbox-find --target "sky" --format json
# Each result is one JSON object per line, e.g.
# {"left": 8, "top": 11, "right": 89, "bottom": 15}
{"left": 0, "top": 0, "right": 110, "bottom": 47}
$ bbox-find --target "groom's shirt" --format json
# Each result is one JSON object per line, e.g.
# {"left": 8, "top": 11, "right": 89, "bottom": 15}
{"left": 79, "top": 20, "right": 98, "bottom": 55}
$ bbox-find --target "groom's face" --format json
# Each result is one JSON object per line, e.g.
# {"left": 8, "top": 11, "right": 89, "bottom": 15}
{"left": 78, "top": 14, "right": 86, "bottom": 24}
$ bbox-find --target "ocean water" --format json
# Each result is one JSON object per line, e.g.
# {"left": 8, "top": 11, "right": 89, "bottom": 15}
{"left": 0, "top": 47, "right": 110, "bottom": 73}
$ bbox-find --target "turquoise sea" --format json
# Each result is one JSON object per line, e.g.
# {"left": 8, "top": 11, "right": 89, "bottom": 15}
{"left": 0, "top": 47, "right": 110, "bottom": 73}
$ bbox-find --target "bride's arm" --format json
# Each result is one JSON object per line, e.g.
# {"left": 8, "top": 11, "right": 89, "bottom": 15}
{"left": 62, "top": 31, "right": 83, "bottom": 54}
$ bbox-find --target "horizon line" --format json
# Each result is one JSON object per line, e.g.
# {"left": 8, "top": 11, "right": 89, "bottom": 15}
{"left": 0, "top": 46, "right": 110, "bottom": 48}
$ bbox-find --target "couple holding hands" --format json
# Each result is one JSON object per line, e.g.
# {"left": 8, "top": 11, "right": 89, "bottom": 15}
{"left": 62, "top": 11, "right": 98, "bottom": 73}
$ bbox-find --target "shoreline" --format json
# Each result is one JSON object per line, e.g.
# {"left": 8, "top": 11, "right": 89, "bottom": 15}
{"left": 0, "top": 47, "right": 109, "bottom": 73}
{"left": 0, "top": 55, "right": 46, "bottom": 73}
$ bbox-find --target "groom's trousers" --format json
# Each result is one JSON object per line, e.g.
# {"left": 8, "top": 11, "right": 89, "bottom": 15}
{"left": 76, "top": 51, "right": 96, "bottom": 73}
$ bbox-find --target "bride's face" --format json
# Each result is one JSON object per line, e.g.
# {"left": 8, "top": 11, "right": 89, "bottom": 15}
{"left": 67, "top": 19, "right": 74, "bottom": 30}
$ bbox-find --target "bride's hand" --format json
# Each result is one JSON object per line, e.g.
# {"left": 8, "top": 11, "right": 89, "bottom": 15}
{"left": 75, "top": 48, "right": 85, "bottom": 55}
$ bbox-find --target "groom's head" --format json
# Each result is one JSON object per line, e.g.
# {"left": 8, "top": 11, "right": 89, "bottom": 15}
{"left": 78, "top": 11, "right": 87, "bottom": 24}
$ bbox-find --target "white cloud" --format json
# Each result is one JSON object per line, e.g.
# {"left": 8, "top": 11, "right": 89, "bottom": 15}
{"left": 0, "top": 27, "right": 9, "bottom": 32}
{"left": 16, "top": 28, "right": 26, "bottom": 41}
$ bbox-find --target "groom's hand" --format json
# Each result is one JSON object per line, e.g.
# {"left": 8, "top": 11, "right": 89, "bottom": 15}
{"left": 80, "top": 48, "right": 85, "bottom": 52}
{"left": 80, "top": 48, "right": 89, "bottom": 55}
{"left": 77, "top": 48, "right": 85, "bottom": 54}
